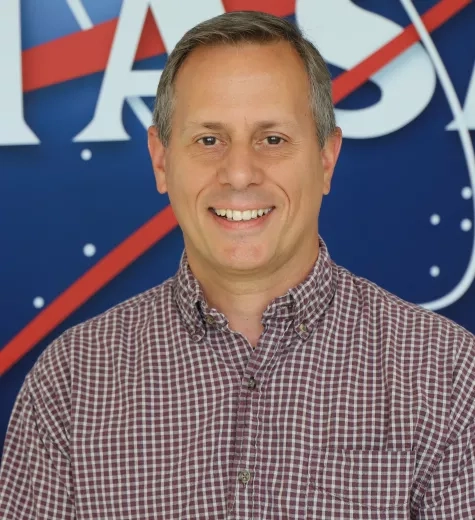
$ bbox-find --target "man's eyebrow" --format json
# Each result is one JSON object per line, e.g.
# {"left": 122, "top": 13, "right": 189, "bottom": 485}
{"left": 184, "top": 120, "right": 297, "bottom": 131}
{"left": 184, "top": 121, "right": 226, "bottom": 132}
{"left": 254, "top": 120, "right": 297, "bottom": 130}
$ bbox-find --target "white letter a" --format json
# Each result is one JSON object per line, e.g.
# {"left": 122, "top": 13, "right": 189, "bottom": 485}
{"left": 74, "top": 0, "right": 225, "bottom": 142}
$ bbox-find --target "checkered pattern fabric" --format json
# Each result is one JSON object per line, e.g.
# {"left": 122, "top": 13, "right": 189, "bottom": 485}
{"left": 1, "top": 237, "right": 474, "bottom": 519}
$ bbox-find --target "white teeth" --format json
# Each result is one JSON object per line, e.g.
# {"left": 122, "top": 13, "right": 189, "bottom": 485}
{"left": 212, "top": 207, "right": 273, "bottom": 221}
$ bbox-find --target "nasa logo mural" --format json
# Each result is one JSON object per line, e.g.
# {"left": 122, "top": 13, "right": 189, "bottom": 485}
{"left": 0, "top": 1, "right": 474, "bottom": 395}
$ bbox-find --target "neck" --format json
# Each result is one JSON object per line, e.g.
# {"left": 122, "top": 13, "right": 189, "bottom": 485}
{"left": 186, "top": 241, "right": 320, "bottom": 347}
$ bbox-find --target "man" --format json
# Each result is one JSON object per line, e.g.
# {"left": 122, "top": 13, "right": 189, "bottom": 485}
{"left": 1, "top": 10, "right": 474, "bottom": 520}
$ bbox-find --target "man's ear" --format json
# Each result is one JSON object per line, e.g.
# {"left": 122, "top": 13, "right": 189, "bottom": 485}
{"left": 321, "top": 127, "right": 343, "bottom": 196}
{"left": 147, "top": 126, "right": 168, "bottom": 194}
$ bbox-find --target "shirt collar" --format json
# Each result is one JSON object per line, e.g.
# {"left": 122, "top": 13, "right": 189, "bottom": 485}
{"left": 172, "top": 236, "right": 338, "bottom": 340}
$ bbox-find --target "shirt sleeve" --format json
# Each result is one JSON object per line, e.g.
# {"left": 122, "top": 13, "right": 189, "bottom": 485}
{"left": 415, "top": 333, "right": 475, "bottom": 519}
{"left": 0, "top": 338, "right": 75, "bottom": 519}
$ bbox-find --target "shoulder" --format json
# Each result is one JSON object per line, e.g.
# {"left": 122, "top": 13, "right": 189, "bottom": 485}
{"left": 18, "top": 279, "right": 178, "bottom": 440}
{"left": 68, "top": 277, "right": 175, "bottom": 340}
{"left": 27, "top": 277, "right": 177, "bottom": 390}
{"left": 334, "top": 264, "right": 475, "bottom": 434}
{"left": 334, "top": 263, "right": 475, "bottom": 349}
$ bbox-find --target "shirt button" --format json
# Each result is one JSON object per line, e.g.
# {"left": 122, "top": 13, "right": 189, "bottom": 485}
{"left": 298, "top": 323, "right": 307, "bottom": 333}
{"left": 238, "top": 470, "right": 251, "bottom": 484}
{"left": 247, "top": 377, "right": 257, "bottom": 390}
{"left": 205, "top": 315, "right": 215, "bottom": 325}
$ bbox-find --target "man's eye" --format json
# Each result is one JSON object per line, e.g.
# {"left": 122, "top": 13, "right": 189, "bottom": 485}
{"left": 198, "top": 136, "right": 217, "bottom": 146}
{"left": 265, "top": 136, "right": 283, "bottom": 145}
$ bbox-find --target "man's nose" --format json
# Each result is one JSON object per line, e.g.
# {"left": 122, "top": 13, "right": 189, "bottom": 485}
{"left": 217, "top": 142, "right": 263, "bottom": 190}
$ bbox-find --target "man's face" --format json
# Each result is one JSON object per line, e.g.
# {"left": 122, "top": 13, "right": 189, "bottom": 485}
{"left": 148, "top": 41, "right": 341, "bottom": 276}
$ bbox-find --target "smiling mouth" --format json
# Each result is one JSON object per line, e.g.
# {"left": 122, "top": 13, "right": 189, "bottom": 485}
{"left": 209, "top": 207, "right": 275, "bottom": 222}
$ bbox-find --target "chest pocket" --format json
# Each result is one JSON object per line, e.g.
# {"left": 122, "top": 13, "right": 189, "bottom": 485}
{"left": 308, "top": 449, "right": 415, "bottom": 519}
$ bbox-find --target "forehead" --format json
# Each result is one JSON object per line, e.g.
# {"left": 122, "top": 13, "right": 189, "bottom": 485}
{"left": 172, "top": 41, "right": 311, "bottom": 123}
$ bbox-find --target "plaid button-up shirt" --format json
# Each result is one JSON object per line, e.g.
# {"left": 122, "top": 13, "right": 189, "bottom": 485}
{"left": 1, "top": 238, "right": 475, "bottom": 519}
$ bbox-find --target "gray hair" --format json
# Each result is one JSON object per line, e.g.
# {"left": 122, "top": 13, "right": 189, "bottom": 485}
{"left": 152, "top": 11, "right": 336, "bottom": 149}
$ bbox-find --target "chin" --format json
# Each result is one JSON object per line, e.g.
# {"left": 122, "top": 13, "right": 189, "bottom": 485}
{"left": 214, "top": 245, "right": 272, "bottom": 272}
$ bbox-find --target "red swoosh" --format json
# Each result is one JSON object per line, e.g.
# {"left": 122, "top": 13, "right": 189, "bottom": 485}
{"left": 0, "top": 0, "right": 471, "bottom": 376}
{"left": 22, "top": 0, "right": 296, "bottom": 93}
